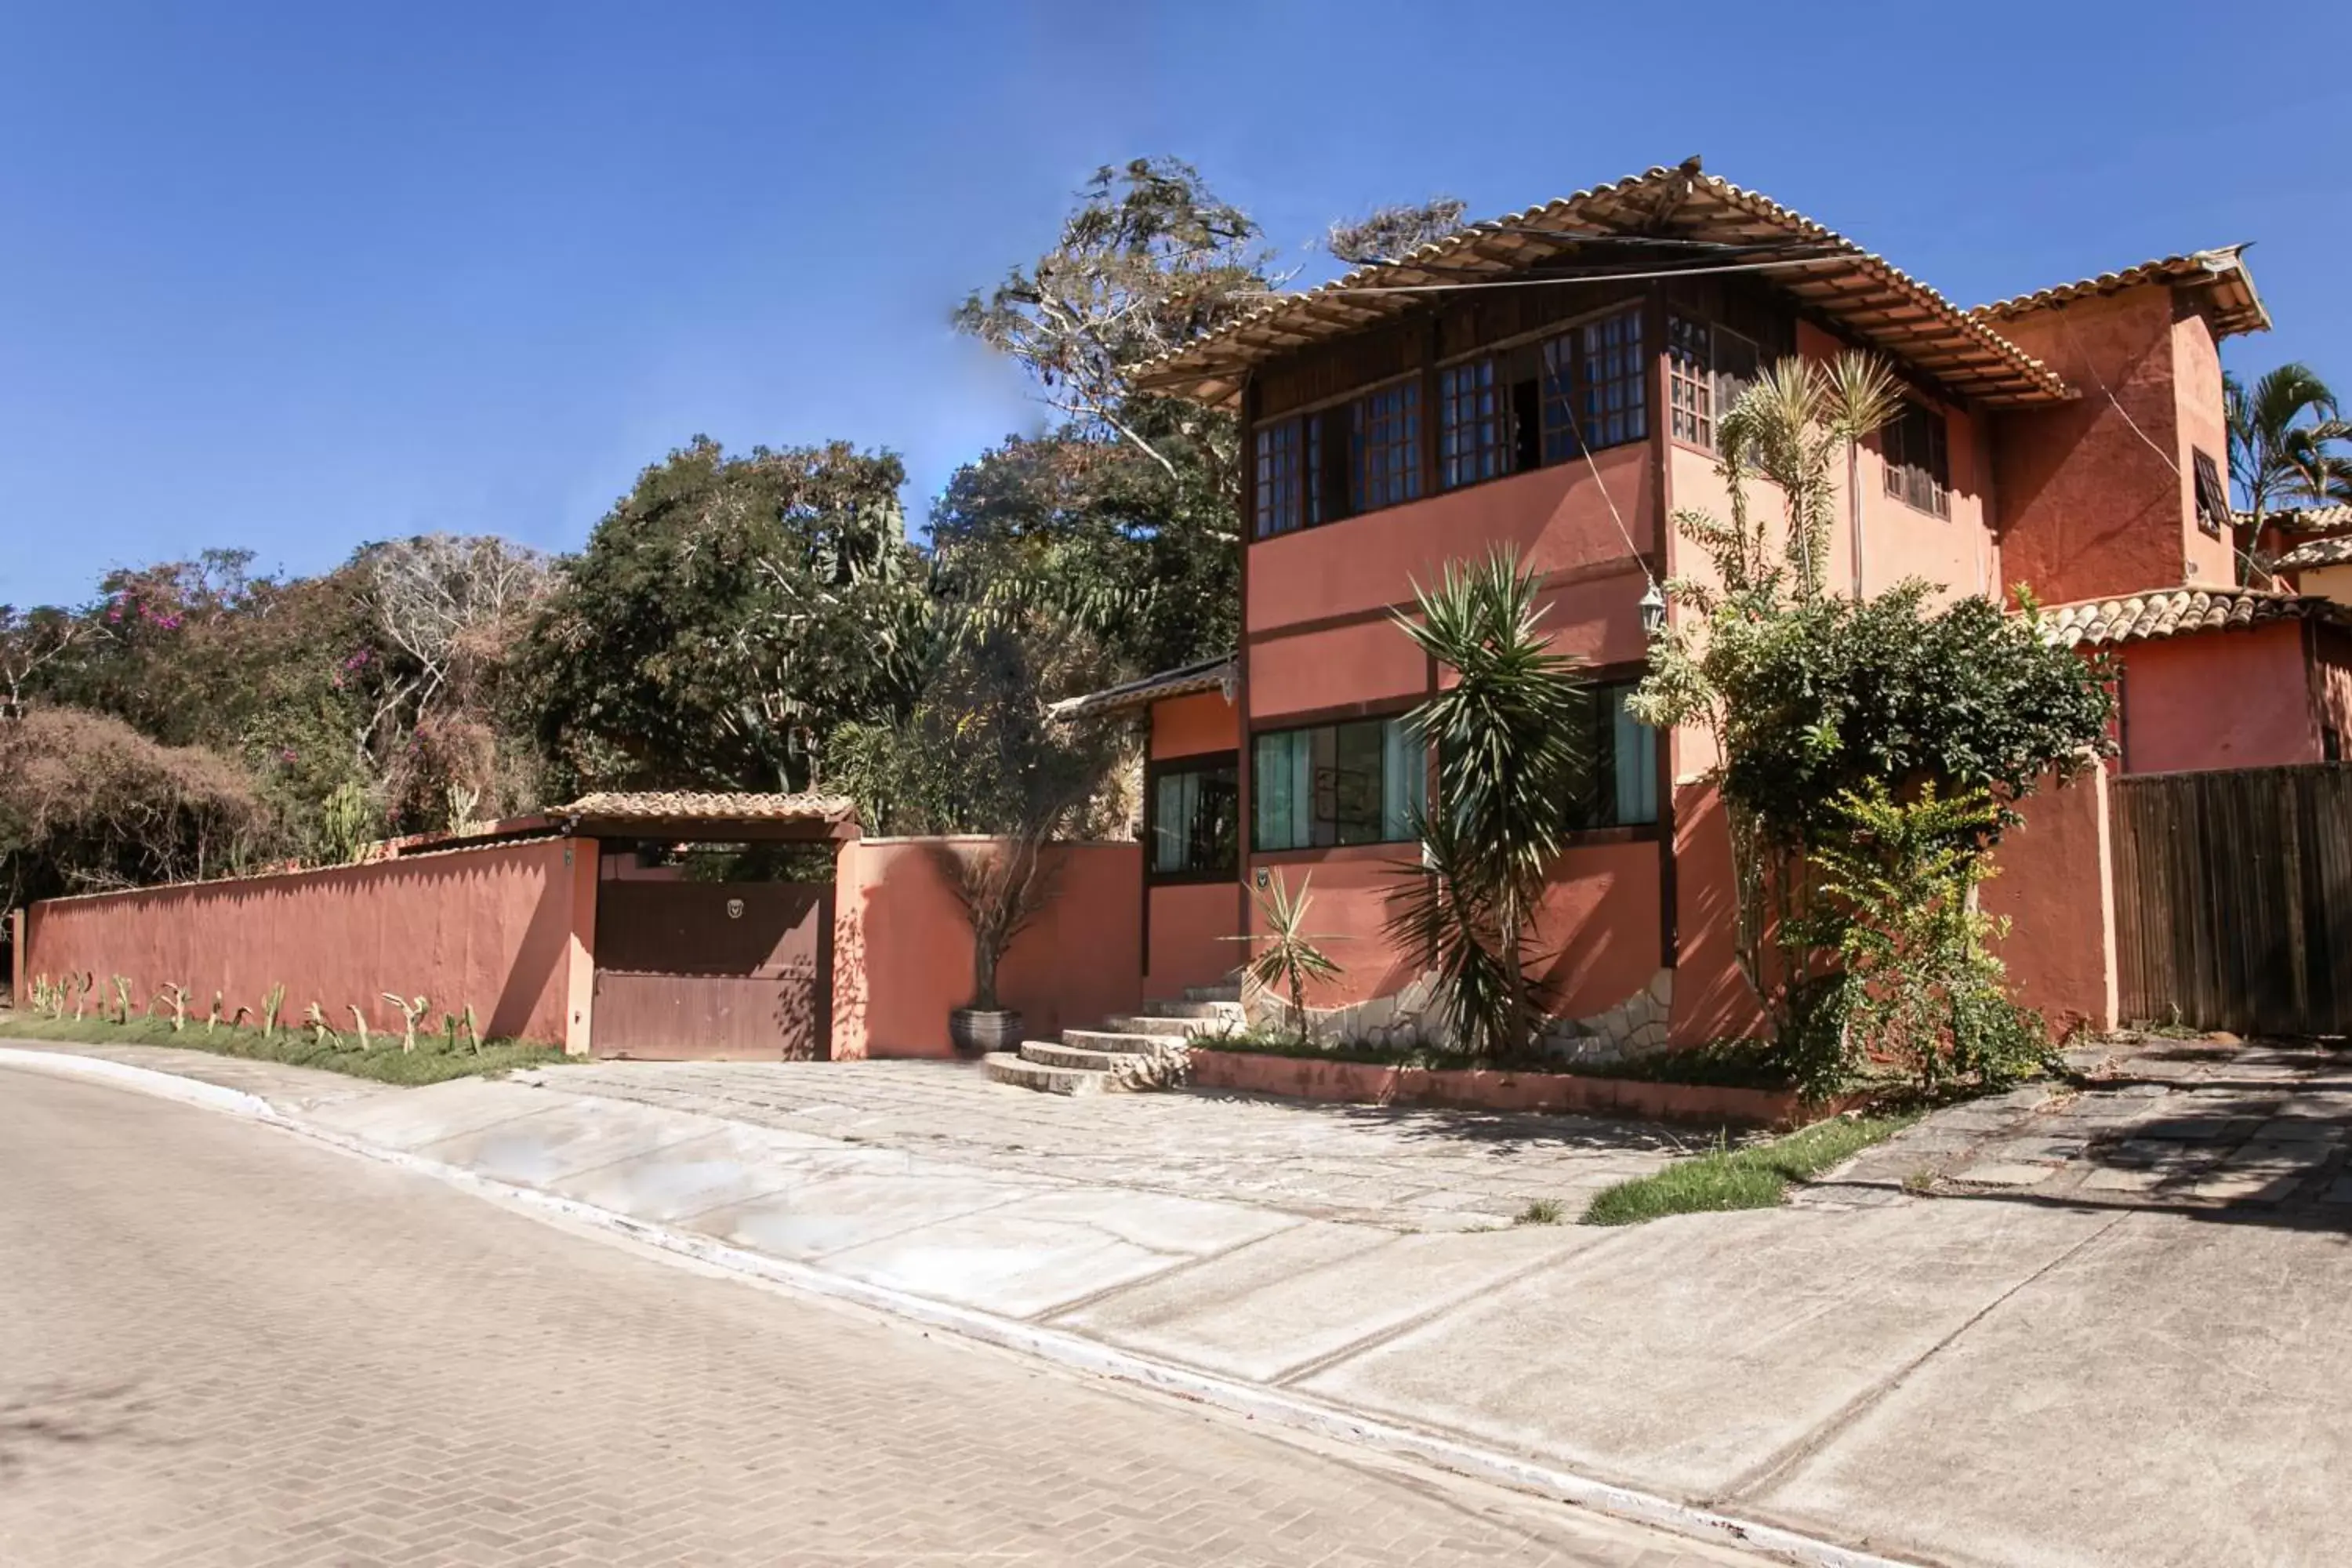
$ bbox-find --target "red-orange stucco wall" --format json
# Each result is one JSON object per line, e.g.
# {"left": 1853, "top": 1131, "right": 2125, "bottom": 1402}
{"left": 21, "top": 837, "right": 590, "bottom": 1048}
{"left": 1151, "top": 689, "right": 1236, "bottom": 760}
{"left": 1982, "top": 770, "right": 2118, "bottom": 1034}
{"left": 830, "top": 839, "right": 1142, "bottom": 1058}
{"left": 2117, "top": 623, "right": 2321, "bottom": 775}
{"left": 1146, "top": 880, "right": 1238, "bottom": 1000}
{"left": 1994, "top": 289, "right": 2216, "bottom": 604}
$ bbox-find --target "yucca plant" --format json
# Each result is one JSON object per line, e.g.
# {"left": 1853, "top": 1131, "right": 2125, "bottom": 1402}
{"left": 303, "top": 1001, "right": 340, "bottom": 1047}
{"left": 1226, "top": 870, "right": 1342, "bottom": 1040}
{"left": 153, "top": 983, "right": 191, "bottom": 1032}
{"left": 1385, "top": 547, "right": 1588, "bottom": 1058}
{"left": 70, "top": 972, "right": 91, "bottom": 1021}
{"left": 260, "top": 983, "right": 287, "bottom": 1039}
{"left": 110, "top": 975, "right": 134, "bottom": 1025}
{"left": 206, "top": 992, "right": 225, "bottom": 1033}
{"left": 346, "top": 1005, "right": 372, "bottom": 1051}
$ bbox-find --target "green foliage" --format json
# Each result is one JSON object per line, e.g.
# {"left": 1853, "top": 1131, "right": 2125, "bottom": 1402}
{"left": 1580, "top": 1114, "right": 1918, "bottom": 1227}
{"left": 1512, "top": 1198, "right": 1564, "bottom": 1226}
{"left": 1800, "top": 782, "right": 2056, "bottom": 1097}
{"left": 318, "top": 780, "right": 378, "bottom": 865}
{"left": 2227, "top": 361, "right": 2351, "bottom": 581}
{"left": 0, "top": 1012, "right": 566, "bottom": 1086}
{"left": 1635, "top": 354, "right": 2112, "bottom": 1059}
{"left": 1229, "top": 870, "right": 1342, "bottom": 1036}
{"left": 1385, "top": 548, "right": 1587, "bottom": 1057}
{"left": 532, "top": 437, "right": 932, "bottom": 795}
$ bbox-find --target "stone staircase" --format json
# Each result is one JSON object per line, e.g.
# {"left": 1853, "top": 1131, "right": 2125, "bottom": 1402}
{"left": 982, "top": 984, "right": 1244, "bottom": 1094}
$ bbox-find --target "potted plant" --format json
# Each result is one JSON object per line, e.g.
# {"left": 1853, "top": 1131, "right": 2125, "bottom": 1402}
{"left": 934, "top": 826, "right": 1063, "bottom": 1058}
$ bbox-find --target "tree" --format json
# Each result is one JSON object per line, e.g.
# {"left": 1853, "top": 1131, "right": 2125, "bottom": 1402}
{"left": 954, "top": 157, "right": 1277, "bottom": 486}
{"left": 2227, "top": 363, "right": 2352, "bottom": 583}
{"left": 1327, "top": 197, "right": 1468, "bottom": 265}
{"left": 1635, "top": 354, "right": 2112, "bottom": 1064}
{"left": 530, "top": 438, "right": 931, "bottom": 795}
{"left": 1385, "top": 549, "right": 1588, "bottom": 1058}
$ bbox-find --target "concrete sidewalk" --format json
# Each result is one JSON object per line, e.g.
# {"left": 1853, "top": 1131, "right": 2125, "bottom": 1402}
{"left": 8, "top": 1038, "right": 2350, "bottom": 1568}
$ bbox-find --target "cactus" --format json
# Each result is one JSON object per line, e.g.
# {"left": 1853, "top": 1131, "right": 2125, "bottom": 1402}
{"left": 460, "top": 1004, "right": 482, "bottom": 1056}
{"left": 71, "top": 972, "right": 91, "bottom": 1020}
{"left": 27, "top": 975, "right": 54, "bottom": 1018}
{"left": 110, "top": 975, "right": 133, "bottom": 1025}
{"left": 153, "top": 984, "right": 191, "bottom": 1032}
{"left": 382, "top": 993, "right": 430, "bottom": 1054}
{"left": 260, "top": 983, "right": 286, "bottom": 1040}
{"left": 206, "top": 992, "right": 225, "bottom": 1034}
{"left": 346, "top": 1004, "right": 372, "bottom": 1051}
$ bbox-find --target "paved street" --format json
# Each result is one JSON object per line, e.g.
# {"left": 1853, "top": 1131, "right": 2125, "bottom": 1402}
{"left": 0, "top": 1067, "right": 1751, "bottom": 1568}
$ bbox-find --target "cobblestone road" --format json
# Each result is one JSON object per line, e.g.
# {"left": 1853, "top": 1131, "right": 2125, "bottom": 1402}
{"left": 0, "top": 1067, "right": 1752, "bottom": 1567}
{"left": 543, "top": 1059, "right": 1690, "bottom": 1229}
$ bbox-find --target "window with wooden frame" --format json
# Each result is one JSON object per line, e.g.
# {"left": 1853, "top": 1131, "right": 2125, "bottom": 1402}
{"left": 1438, "top": 358, "right": 1504, "bottom": 489}
{"left": 2192, "top": 448, "right": 2230, "bottom": 537}
{"left": 1254, "top": 418, "right": 1304, "bottom": 538}
{"left": 1882, "top": 401, "right": 1951, "bottom": 518}
{"left": 1562, "top": 679, "right": 1660, "bottom": 830}
{"left": 1538, "top": 306, "right": 1648, "bottom": 462}
{"left": 1251, "top": 716, "right": 1426, "bottom": 852}
{"left": 1352, "top": 381, "right": 1423, "bottom": 511}
{"left": 1668, "top": 317, "right": 1712, "bottom": 448}
{"left": 1147, "top": 753, "right": 1239, "bottom": 880}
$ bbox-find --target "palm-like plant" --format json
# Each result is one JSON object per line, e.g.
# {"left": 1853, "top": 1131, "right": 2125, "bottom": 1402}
{"left": 1229, "top": 869, "right": 1342, "bottom": 1039}
{"left": 2227, "top": 363, "right": 2352, "bottom": 583}
{"left": 1385, "top": 548, "right": 1587, "bottom": 1057}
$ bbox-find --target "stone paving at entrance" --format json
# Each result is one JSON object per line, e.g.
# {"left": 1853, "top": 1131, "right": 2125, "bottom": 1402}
{"left": 543, "top": 1059, "right": 1697, "bottom": 1229}
{"left": 1801, "top": 1033, "right": 2352, "bottom": 1216}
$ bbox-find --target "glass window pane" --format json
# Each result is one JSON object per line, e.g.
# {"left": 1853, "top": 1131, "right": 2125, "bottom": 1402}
{"left": 1611, "top": 688, "right": 1658, "bottom": 826}
{"left": 1254, "top": 731, "right": 1311, "bottom": 851}
{"left": 1153, "top": 770, "right": 1196, "bottom": 872}
{"left": 1381, "top": 717, "right": 1425, "bottom": 840}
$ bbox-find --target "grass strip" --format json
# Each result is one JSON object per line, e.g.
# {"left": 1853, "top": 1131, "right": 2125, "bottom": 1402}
{"left": 1579, "top": 1112, "right": 1917, "bottom": 1227}
{"left": 0, "top": 1012, "right": 568, "bottom": 1087}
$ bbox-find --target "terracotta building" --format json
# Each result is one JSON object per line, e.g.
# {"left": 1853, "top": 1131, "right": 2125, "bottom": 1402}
{"left": 1070, "top": 159, "right": 2352, "bottom": 1046}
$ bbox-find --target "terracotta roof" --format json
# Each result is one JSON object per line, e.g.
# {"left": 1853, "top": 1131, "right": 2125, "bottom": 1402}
{"left": 2277, "top": 535, "right": 2352, "bottom": 571}
{"left": 2241, "top": 503, "right": 2352, "bottom": 536}
{"left": 1049, "top": 655, "right": 1236, "bottom": 720}
{"left": 1132, "top": 163, "right": 2071, "bottom": 411}
{"left": 2037, "top": 587, "right": 2348, "bottom": 648}
{"left": 1973, "top": 246, "right": 2270, "bottom": 339}
{"left": 558, "top": 791, "right": 857, "bottom": 825}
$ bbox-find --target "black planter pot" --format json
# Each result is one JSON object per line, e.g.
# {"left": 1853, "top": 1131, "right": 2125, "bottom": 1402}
{"left": 949, "top": 1007, "right": 1025, "bottom": 1058}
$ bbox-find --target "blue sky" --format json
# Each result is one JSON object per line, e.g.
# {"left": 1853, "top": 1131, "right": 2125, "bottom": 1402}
{"left": 4, "top": 0, "right": 2347, "bottom": 608}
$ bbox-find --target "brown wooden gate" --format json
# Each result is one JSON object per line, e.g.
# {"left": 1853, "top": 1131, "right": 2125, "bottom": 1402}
{"left": 2112, "top": 764, "right": 2352, "bottom": 1036}
{"left": 590, "top": 880, "right": 832, "bottom": 1060}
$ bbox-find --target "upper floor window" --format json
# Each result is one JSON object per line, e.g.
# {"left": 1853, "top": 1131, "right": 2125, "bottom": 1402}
{"left": 2192, "top": 448, "right": 2230, "bottom": 538}
{"left": 1438, "top": 359, "right": 1504, "bottom": 489}
{"left": 1882, "top": 401, "right": 1951, "bottom": 519}
{"left": 1353, "top": 382, "right": 1423, "bottom": 510}
{"left": 1566, "top": 307, "right": 1649, "bottom": 454}
{"left": 1150, "top": 753, "right": 1239, "bottom": 879}
{"left": 1564, "top": 680, "right": 1660, "bottom": 831}
{"left": 1668, "top": 317, "right": 1760, "bottom": 451}
{"left": 1254, "top": 419, "right": 1303, "bottom": 538}
{"left": 1252, "top": 715, "right": 1426, "bottom": 852}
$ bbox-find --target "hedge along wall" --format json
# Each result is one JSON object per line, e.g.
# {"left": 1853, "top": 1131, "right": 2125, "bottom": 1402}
{"left": 19, "top": 836, "right": 597, "bottom": 1050}
{"left": 832, "top": 837, "right": 1142, "bottom": 1059}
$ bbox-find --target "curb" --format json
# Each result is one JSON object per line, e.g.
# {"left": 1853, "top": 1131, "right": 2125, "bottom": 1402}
{"left": 0, "top": 1045, "right": 1918, "bottom": 1568}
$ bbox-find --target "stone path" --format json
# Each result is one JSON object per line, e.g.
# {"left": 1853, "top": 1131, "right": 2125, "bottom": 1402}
{"left": 540, "top": 1058, "right": 1697, "bottom": 1229}
{"left": 0, "top": 1067, "right": 1752, "bottom": 1568}
{"left": 1802, "top": 1033, "right": 2352, "bottom": 1216}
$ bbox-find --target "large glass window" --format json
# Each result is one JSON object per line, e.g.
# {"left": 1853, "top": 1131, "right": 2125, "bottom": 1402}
{"left": 1252, "top": 716, "right": 1427, "bottom": 851}
{"left": 1670, "top": 317, "right": 1761, "bottom": 452}
{"left": 1352, "top": 382, "right": 1423, "bottom": 510}
{"left": 1438, "top": 358, "right": 1504, "bottom": 489}
{"left": 1254, "top": 419, "right": 1303, "bottom": 539}
{"left": 1149, "top": 754, "right": 1239, "bottom": 877}
{"left": 1540, "top": 305, "right": 1648, "bottom": 463}
{"left": 1563, "top": 681, "right": 1659, "bottom": 831}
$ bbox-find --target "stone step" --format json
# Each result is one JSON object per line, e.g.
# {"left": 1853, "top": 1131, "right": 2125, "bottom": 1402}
{"left": 1144, "top": 998, "right": 1247, "bottom": 1022}
{"left": 982, "top": 1051, "right": 1105, "bottom": 1095}
{"left": 1019, "top": 1040, "right": 1123, "bottom": 1073}
{"left": 1102, "top": 1014, "right": 1218, "bottom": 1039}
{"left": 1182, "top": 982, "right": 1243, "bottom": 1004}
{"left": 1059, "top": 1028, "right": 1178, "bottom": 1056}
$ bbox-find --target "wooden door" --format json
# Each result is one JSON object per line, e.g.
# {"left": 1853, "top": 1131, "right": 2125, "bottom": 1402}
{"left": 591, "top": 880, "right": 831, "bottom": 1060}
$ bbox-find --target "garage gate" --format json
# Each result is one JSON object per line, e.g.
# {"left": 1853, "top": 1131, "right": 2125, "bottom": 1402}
{"left": 590, "top": 876, "right": 832, "bottom": 1061}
